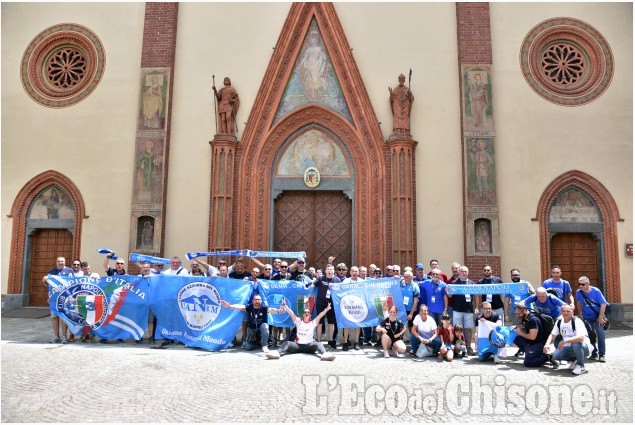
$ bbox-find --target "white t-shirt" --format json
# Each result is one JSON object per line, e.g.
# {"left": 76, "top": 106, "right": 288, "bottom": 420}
{"left": 163, "top": 267, "right": 190, "bottom": 276}
{"left": 551, "top": 317, "right": 590, "bottom": 347}
{"left": 413, "top": 314, "right": 437, "bottom": 339}
{"left": 294, "top": 317, "right": 318, "bottom": 344}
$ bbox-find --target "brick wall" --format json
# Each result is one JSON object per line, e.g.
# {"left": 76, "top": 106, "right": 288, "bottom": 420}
{"left": 456, "top": 2, "right": 492, "bottom": 64}
{"left": 141, "top": 3, "right": 179, "bottom": 67}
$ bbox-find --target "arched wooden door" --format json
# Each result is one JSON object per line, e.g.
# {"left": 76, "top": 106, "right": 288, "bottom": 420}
{"left": 550, "top": 233, "right": 600, "bottom": 291}
{"left": 274, "top": 191, "right": 351, "bottom": 269}
{"left": 29, "top": 229, "right": 73, "bottom": 306}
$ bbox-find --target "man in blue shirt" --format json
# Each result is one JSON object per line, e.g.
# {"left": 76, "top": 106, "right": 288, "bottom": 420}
{"left": 542, "top": 265, "right": 574, "bottom": 305}
{"left": 521, "top": 287, "right": 565, "bottom": 319}
{"left": 576, "top": 276, "right": 608, "bottom": 362}
{"left": 42, "top": 257, "right": 74, "bottom": 344}
{"left": 401, "top": 271, "right": 420, "bottom": 335}
{"left": 420, "top": 268, "right": 448, "bottom": 324}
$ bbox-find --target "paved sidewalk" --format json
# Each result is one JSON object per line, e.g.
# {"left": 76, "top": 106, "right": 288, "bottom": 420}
{"left": 1, "top": 316, "right": 632, "bottom": 423}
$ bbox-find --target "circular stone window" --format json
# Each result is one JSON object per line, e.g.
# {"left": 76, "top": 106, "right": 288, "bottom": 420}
{"left": 21, "top": 23, "right": 105, "bottom": 108}
{"left": 520, "top": 17, "right": 614, "bottom": 106}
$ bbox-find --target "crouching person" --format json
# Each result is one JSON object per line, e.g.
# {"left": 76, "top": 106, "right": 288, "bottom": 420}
{"left": 512, "top": 302, "right": 558, "bottom": 368}
{"left": 543, "top": 304, "right": 591, "bottom": 375}
{"left": 220, "top": 294, "right": 283, "bottom": 358}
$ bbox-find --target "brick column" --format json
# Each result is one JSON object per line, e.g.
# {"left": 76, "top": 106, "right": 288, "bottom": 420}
{"left": 208, "top": 140, "right": 236, "bottom": 252}
{"left": 456, "top": 3, "right": 501, "bottom": 276}
{"left": 128, "top": 3, "right": 178, "bottom": 271}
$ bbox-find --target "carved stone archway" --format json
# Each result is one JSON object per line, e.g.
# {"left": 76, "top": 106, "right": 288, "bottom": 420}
{"left": 7, "top": 170, "right": 86, "bottom": 308}
{"left": 536, "top": 170, "right": 621, "bottom": 302}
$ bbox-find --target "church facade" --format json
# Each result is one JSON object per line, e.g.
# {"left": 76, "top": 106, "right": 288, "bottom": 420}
{"left": 2, "top": 3, "right": 632, "bottom": 315}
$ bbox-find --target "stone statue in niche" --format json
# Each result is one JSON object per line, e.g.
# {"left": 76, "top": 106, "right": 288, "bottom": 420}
{"left": 212, "top": 77, "right": 240, "bottom": 134}
{"left": 475, "top": 221, "right": 492, "bottom": 253}
{"left": 388, "top": 73, "right": 414, "bottom": 136}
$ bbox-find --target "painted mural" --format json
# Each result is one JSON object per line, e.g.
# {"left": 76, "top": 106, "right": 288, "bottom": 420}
{"left": 28, "top": 186, "right": 75, "bottom": 220}
{"left": 273, "top": 19, "right": 353, "bottom": 125}
{"left": 549, "top": 188, "right": 600, "bottom": 223}
{"left": 463, "top": 65, "right": 494, "bottom": 134}
{"left": 466, "top": 138, "right": 497, "bottom": 205}
{"left": 133, "top": 139, "right": 164, "bottom": 203}
{"left": 277, "top": 129, "right": 349, "bottom": 176}
{"left": 139, "top": 70, "right": 169, "bottom": 130}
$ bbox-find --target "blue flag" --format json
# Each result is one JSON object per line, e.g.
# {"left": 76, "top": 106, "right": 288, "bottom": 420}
{"left": 330, "top": 278, "right": 407, "bottom": 328}
{"left": 48, "top": 275, "right": 149, "bottom": 340}
{"left": 477, "top": 320, "right": 518, "bottom": 357}
{"left": 256, "top": 280, "right": 317, "bottom": 328}
{"left": 149, "top": 275, "right": 251, "bottom": 351}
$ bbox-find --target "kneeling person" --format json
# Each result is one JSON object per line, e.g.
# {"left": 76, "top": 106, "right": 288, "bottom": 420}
{"left": 543, "top": 304, "right": 591, "bottom": 375}
{"left": 221, "top": 294, "right": 284, "bottom": 358}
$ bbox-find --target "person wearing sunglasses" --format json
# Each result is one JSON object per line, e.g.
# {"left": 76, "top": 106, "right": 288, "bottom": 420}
{"left": 103, "top": 254, "right": 127, "bottom": 276}
{"left": 278, "top": 301, "right": 335, "bottom": 361}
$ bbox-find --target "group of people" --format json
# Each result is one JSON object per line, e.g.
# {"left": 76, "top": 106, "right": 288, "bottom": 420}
{"left": 44, "top": 255, "right": 609, "bottom": 372}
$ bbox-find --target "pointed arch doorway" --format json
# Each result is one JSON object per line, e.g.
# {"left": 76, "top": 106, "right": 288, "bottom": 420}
{"left": 274, "top": 191, "right": 352, "bottom": 268}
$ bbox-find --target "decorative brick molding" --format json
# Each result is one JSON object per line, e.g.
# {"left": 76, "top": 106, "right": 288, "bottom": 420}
{"left": 208, "top": 140, "right": 236, "bottom": 252}
{"left": 536, "top": 170, "right": 621, "bottom": 302}
{"left": 7, "top": 170, "right": 85, "bottom": 295}
{"left": 20, "top": 23, "right": 105, "bottom": 108}
{"left": 231, "top": 3, "right": 387, "bottom": 267}
{"left": 520, "top": 17, "right": 614, "bottom": 106}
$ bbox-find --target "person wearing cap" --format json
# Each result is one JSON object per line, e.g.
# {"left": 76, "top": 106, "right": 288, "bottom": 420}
{"left": 291, "top": 258, "right": 313, "bottom": 282}
{"left": 475, "top": 301, "right": 503, "bottom": 363}
{"left": 512, "top": 302, "right": 558, "bottom": 368}
{"left": 413, "top": 263, "right": 429, "bottom": 283}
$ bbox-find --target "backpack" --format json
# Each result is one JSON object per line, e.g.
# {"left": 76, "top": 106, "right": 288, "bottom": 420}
{"left": 556, "top": 318, "right": 597, "bottom": 346}
{"left": 528, "top": 312, "right": 554, "bottom": 341}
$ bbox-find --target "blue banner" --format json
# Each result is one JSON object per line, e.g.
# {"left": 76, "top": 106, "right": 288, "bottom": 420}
{"left": 256, "top": 280, "right": 317, "bottom": 328}
{"left": 48, "top": 275, "right": 149, "bottom": 340}
{"left": 329, "top": 278, "right": 407, "bottom": 328}
{"left": 186, "top": 250, "right": 306, "bottom": 260}
{"left": 447, "top": 282, "right": 526, "bottom": 296}
{"left": 129, "top": 253, "right": 171, "bottom": 265}
{"left": 149, "top": 275, "right": 252, "bottom": 350}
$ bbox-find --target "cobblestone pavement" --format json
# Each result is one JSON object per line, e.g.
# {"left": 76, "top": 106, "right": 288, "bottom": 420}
{"left": 1, "top": 316, "right": 632, "bottom": 423}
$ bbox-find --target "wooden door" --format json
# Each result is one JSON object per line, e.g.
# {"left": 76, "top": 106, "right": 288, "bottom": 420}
{"left": 550, "top": 233, "right": 600, "bottom": 289}
{"left": 29, "top": 229, "right": 73, "bottom": 306}
{"left": 274, "top": 191, "right": 352, "bottom": 270}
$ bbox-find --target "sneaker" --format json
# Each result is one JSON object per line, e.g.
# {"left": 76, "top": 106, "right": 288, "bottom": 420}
{"left": 68, "top": 334, "right": 75, "bottom": 343}
{"left": 262, "top": 346, "right": 270, "bottom": 354}
{"left": 548, "top": 354, "right": 559, "bottom": 369}
{"left": 61, "top": 336, "right": 68, "bottom": 344}
{"left": 568, "top": 361, "right": 577, "bottom": 370}
{"left": 265, "top": 351, "right": 280, "bottom": 360}
{"left": 395, "top": 351, "right": 404, "bottom": 358}
{"left": 598, "top": 356, "right": 606, "bottom": 363}
{"left": 467, "top": 346, "right": 475, "bottom": 356}
{"left": 572, "top": 365, "right": 588, "bottom": 375}
{"left": 514, "top": 350, "right": 525, "bottom": 357}
{"left": 494, "top": 355, "right": 501, "bottom": 364}
{"left": 590, "top": 353, "right": 598, "bottom": 360}
{"left": 354, "top": 342, "right": 361, "bottom": 350}
{"left": 50, "top": 336, "right": 61, "bottom": 344}
{"left": 321, "top": 353, "right": 335, "bottom": 361}
{"left": 408, "top": 349, "right": 416, "bottom": 357}
{"left": 148, "top": 336, "right": 155, "bottom": 344}
{"left": 342, "top": 342, "right": 349, "bottom": 351}
{"left": 383, "top": 351, "right": 390, "bottom": 358}
{"left": 329, "top": 340, "right": 337, "bottom": 349}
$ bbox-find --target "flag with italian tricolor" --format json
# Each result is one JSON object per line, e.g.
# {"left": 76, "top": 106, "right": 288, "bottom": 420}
{"left": 77, "top": 295, "right": 105, "bottom": 325}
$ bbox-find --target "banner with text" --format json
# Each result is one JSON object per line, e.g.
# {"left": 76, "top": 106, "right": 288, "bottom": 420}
{"left": 256, "top": 280, "right": 318, "bottom": 328}
{"left": 149, "top": 275, "right": 251, "bottom": 350}
{"left": 48, "top": 275, "right": 149, "bottom": 340}
{"left": 329, "top": 278, "right": 407, "bottom": 328}
{"left": 447, "top": 283, "right": 526, "bottom": 296}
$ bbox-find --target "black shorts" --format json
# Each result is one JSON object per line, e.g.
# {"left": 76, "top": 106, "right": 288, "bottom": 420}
{"left": 406, "top": 310, "right": 414, "bottom": 328}
{"left": 316, "top": 300, "right": 336, "bottom": 325}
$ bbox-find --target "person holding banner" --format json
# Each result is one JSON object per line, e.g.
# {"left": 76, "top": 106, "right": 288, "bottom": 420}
{"left": 103, "top": 255, "right": 127, "bottom": 276}
{"left": 308, "top": 264, "right": 340, "bottom": 349}
{"left": 341, "top": 266, "right": 363, "bottom": 351}
{"left": 163, "top": 257, "right": 190, "bottom": 276}
{"left": 278, "top": 302, "right": 335, "bottom": 361}
{"left": 377, "top": 305, "right": 407, "bottom": 358}
{"left": 409, "top": 305, "right": 441, "bottom": 357}
{"left": 192, "top": 257, "right": 233, "bottom": 277}
{"left": 220, "top": 294, "right": 284, "bottom": 358}
{"left": 44, "top": 257, "right": 74, "bottom": 344}
{"left": 504, "top": 269, "right": 536, "bottom": 326}
{"left": 475, "top": 265, "right": 505, "bottom": 322}
{"left": 448, "top": 266, "right": 476, "bottom": 356}
{"left": 476, "top": 301, "right": 503, "bottom": 363}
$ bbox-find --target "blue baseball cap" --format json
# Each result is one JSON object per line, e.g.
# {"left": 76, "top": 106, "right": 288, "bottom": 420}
{"left": 416, "top": 263, "right": 424, "bottom": 270}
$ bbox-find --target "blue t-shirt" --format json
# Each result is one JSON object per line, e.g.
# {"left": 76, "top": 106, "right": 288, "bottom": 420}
{"left": 505, "top": 280, "right": 535, "bottom": 311}
{"left": 542, "top": 279, "right": 572, "bottom": 303}
{"left": 521, "top": 294, "right": 565, "bottom": 319}
{"left": 401, "top": 282, "right": 420, "bottom": 311}
{"left": 576, "top": 287, "right": 608, "bottom": 320}
{"left": 419, "top": 280, "right": 447, "bottom": 314}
